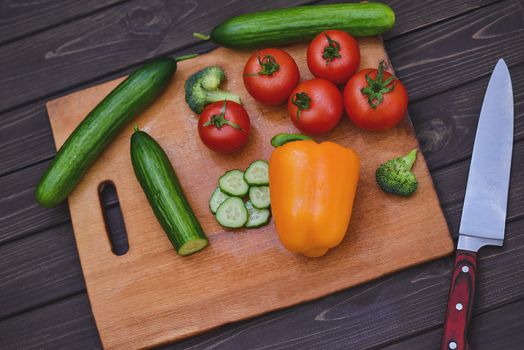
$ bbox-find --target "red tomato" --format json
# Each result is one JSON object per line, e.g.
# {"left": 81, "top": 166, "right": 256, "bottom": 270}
{"left": 243, "top": 48, "right": 300, "bottom": 105}
{"left": 307, "top": 30, "right": 360, "bottom": 85}
{"left": 343, "top": 62, "right": 408, "bottom": 131}
{"left": 198, "top": 101, "right": 250, "bottom": 153}
{"left": 287, "top": 79, "right": 343, "bottom": 135}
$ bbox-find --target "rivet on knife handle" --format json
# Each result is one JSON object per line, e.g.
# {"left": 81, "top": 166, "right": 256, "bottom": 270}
{"left": 441, "top": 250, "right": 478, "bottom": 350}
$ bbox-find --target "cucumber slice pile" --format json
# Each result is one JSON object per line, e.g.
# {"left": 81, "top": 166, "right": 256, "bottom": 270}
{"left": 210, "top": 159, "right": 272, "bottom": 229}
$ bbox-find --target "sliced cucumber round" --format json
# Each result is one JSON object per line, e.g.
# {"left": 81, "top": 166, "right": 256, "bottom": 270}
{"left": 216, "top": 197, "right": 248, "bottom": 228}
{"left": 244, "top": 160, "right": 269, "bottom": 186}
{"left": 219, "top": 170, "right": 249, "bottom": 197}
{"left": 248, "top": 186, "right": 270, "bottom": 209}
{"left": 209, "top": 187, "right": 230, "bottom": 214}
{"left": 245, "top": 201, "right": 271, "bottom": 228}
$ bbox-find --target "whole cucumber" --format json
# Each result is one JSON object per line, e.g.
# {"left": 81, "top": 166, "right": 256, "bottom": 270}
{"left": 210, "top": 2, "right": 395, "bottom": 48}
{"left": 130, "top": 129, "right": 208, "bottom": 256}
{"left": 36, "top": 58, "right": 177, "bottom": 208}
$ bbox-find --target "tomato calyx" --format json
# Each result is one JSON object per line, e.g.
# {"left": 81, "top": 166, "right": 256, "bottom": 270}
{"left": 291, "top": 92, "right": 311, "bottom": 120}
{"left": 203, "top": 101, "right": 244, "bottom": 131}
{"left": 360, "top": 61, "right": 396, "bottom": 109}
{"left": 256, "top": 55, "right": 280, "bottom": 75}
{"left": 322, "top": 33, "right": 341, "bottom": 65}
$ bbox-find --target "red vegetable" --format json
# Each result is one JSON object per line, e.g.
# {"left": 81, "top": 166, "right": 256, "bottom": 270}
{"left": 287, "top": 79, "right": 343, "bottom": 135}
{"left": 343, "top": 61, "right": 408, "bottom": 131}
{"left": 243, "top": 48, "right": 300, "bottom": 105}
{"left": 307, "top": 30, "right": 360, "bottom": 85}
{"left": 198, "top": 101, "right": 250, "bottom": 153}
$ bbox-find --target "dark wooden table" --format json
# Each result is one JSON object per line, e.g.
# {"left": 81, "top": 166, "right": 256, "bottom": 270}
{"left": 1, "top": 0, "right": 523, "bottom": 349}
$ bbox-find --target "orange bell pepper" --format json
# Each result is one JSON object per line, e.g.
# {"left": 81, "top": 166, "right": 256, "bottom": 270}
{"left": 269, "top": 140, "right": 360, "bottom": 257}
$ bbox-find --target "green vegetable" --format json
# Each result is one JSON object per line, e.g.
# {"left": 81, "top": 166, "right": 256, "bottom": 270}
{"left": 248, "top": 186, "right": 270, "bottom": 209}
{"left": 209, "top": 187, "right": 230, "bottom": 214}
{"left": 216, "top": 197, "right": 248, "bottom": 228}
{"left": 219, "top": 170, "right": 249, "bottom": 197}
{"left": 35, "top": 56, "right": 195, "bottom": 208}
{"left": 271, "top": 133, "right": 311, "bottom": 147}
{"left": 185, "top": 66, "right": 241, "bottom": 114}
{"left": 244, "top": 160, "right": 269, "bottom": 185}
{"left": 131, "top": 128, "right": 208, "bottom": 256}
{"left": 376, "top": 149, "right": 418, "bottom": 197}
{"left": 245, "top": 201, "right": 271, "bottom": 228}
{"left": 197, "top": 3, "right": 395, "bottom": 49}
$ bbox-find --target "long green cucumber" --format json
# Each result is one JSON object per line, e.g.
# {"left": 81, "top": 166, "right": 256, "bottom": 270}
{"left": 35, "top": 57, "right": 181, "bottom": 208}
{"left": 130, "top": 129, "right": 208, "bottom": 256}
{"left": 208, "top": 2, "right": 395, "bottom": 48}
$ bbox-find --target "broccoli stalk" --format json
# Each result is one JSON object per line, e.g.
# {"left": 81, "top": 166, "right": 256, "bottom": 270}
{"left": 375, "top": 149, "right": 418, "bottom": 196}
{"left": 184, "top": 66, "right": 241, "bottom": 114}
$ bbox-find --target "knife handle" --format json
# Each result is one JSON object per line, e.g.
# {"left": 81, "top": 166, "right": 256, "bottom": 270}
{"left": 441, "top": 250, "right": 478, "bottom": 350}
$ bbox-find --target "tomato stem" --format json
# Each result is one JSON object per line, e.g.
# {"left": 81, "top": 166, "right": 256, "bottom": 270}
{"left": 360, "top": 61, "right": 395, "bottom": 109}
{"left": 322, "top": 33, "right": 341, "bottom": 65}
{"left": 256, "top": 55, "right": 280, "bottom": 76}
{"left": 291, "top": 92, "right": 311, "bottom": 120}
{"left": 203, "top": 101, "right": 243, "bottom": 130}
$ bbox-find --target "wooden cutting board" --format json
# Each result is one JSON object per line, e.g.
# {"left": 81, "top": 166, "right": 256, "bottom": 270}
{"left": 46, "top": 37, "right": 453, "bottom": 350}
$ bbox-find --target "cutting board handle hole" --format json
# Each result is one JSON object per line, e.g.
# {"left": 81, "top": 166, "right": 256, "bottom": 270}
{"left": 98, "top": 181, "right": 129, "bottom": 256}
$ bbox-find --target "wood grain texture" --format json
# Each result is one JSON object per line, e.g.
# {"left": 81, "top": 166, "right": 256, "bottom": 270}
{"left": 382, "top": 298, "right": 524, "bottom": 350}
{"left": 0, "top": 0, "right": 130, "bottom": 45}
{"left": 0, "top": 222, "right": 84, "bottom": 320}
{"left": 0, "top": 0, "right": 518, "bottom": 178}
{"left": 0, "top": 293, "right": 101, "bottom": 350}
{"left": 0, "top": 1, "right": 523, "bottom": 349}
{"left": 410, "top": 61, "right": 524, "bottom": 171}
{"left": 45, "top": 38, "right": 452, "bottom": 349}
{"left": 388, "top": 0, "right": 524, "bottom": 102}
{"left": 0, "top": 0, "right": 312, "bottom": 114}
{"left": 3, "top": 215, "right": 524, "bottom": 350}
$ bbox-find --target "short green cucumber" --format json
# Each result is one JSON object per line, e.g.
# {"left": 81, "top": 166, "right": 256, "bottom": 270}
{"left": 35, "top": 57, "right": 182, "bottom": 208}
{"left": 208, "top": 3, "right": 395, "bottom": 48}
{"left": 130, "top": 129, "right": 208, "bottom": 256}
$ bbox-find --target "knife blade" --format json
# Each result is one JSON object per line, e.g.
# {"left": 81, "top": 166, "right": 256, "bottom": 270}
{"left": 441, "top": 59, "right": 514, "bottom": 350}
{"left": 458, "top": 58, "right": 514, "bottom": 252}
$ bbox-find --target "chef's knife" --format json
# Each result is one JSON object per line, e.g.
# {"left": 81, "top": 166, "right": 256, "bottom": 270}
{"left": 441, "top": 59, "right": 514, "bottom": 350}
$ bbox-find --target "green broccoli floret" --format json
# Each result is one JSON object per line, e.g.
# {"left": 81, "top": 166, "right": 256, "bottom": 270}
{"left": 376, "top": 149, "right": 418, "bottom": 197}
{"left": 184, "top": 66, "right": 241, "bottom": 114}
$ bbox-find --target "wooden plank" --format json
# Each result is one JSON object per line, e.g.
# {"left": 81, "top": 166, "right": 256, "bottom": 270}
{"left": 0, "top": 0, "right": 518, "bottom": 179}
{"left": 0, "top": 293, "right": 101, "bottom": 350}
{"left": 2, "top": 135, "right": 522, "bottom": 324}
{"left": 0, "top": 0, "right": 514, "bottom": 116}
{"left": 381, "top": 299, "right": 524, "bottom": 349}
{"left": 0, "top": 160, "right": 70, "bottom": 244}
{"left": 0, "top": 0, "right": 312, "bottom": 114}
{"left": 409, "top": 61, "right": 524, "bottom": 171}
{"left": 387, "top": 0, "right": 524, "bottom": 102}
{"left": 382, "top": 0, "right": 500, "bottom": 39}
{"left": 2, "top": 216, "right": 523, "bottom": 350}
{"left": 0, "top": 0, "right": 129, "bottom": 45}
{"left": 0, "top": 223, "right": 84, "bottom": 320}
